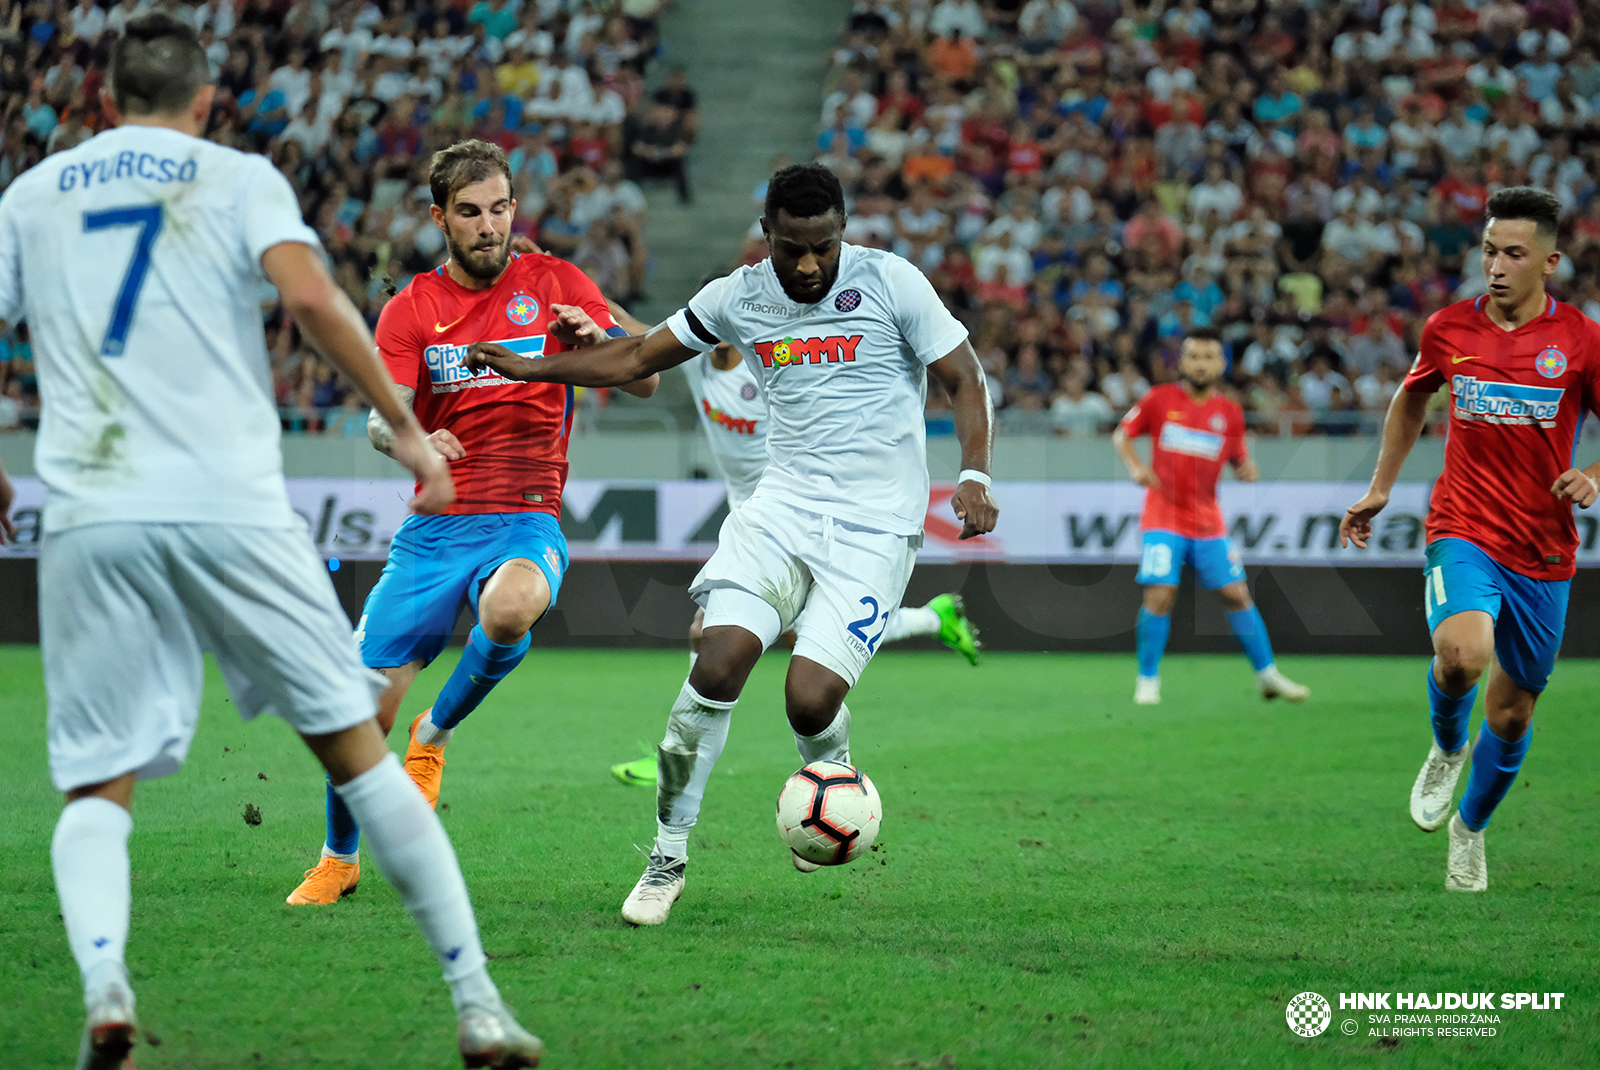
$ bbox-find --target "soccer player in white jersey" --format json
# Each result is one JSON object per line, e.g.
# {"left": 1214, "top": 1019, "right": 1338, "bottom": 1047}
{"left": 609, "top": 338, "right": 984, "bottom": 785}
{"left": 466, "top": 164, "right": 998, "bottom": 926}
{"left": 0, "top": 17, "right": 542, "bottom": 1068}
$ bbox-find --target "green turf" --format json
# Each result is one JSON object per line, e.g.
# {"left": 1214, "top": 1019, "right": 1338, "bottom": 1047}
{"left": 3, "top": 645, "right": 1597, "bottom": 1069}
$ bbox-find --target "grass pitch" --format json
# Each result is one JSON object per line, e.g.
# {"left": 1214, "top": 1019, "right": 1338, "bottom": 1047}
{"left": 3, "top": 645, "right": 1598, "bottom": 1069}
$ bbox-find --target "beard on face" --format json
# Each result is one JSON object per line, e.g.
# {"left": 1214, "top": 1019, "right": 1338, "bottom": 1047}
{"left": 446, "top": 228, "right": 511, "bottom": 281}
{"left": 1180, "top": 368, "right": 1218, "bottom": 391}
{"left": 777, "top": 257, "right": 840, "bottom": 305}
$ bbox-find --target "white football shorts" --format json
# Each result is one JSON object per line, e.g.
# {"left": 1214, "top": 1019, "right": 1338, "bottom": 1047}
{"left": 690, "top": 493, "right": 919, "bottom": 686}
{"left": 41, "top": 522, "right": 387, "bottom": 792}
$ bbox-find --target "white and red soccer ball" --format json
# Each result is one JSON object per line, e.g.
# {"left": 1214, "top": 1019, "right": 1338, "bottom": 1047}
{"left": 775, "top": 760, "right": 882, "bottom": 865}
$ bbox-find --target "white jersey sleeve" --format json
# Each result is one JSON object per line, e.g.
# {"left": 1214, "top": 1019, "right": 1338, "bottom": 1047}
{"left": 239, "top": 155, "right": 320, "bottom": 263}
{"left": 880, "top": 251, "right": 968, "bottom": 366}
{"left": 665, "top": 272, "right": 738, "bottom": 353}
{"left": 0, "top": 194, "right": 24, "bottom": 325}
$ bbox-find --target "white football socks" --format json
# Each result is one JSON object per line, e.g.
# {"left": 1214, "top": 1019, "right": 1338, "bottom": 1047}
{"left": 795, "top": 703, "right": 852, "bottom": 765}
{"left": 320, "top": 844, "right": 359, "bottom": 865}
{"left": 653, "top": 680, "right": 735, "bottom": 861}
{"left": 333, "top": 753, "right": 498, "bottom": 1012}
{"left": 880, "top": 605, "right": 941, "bottom": 644}
{"left": 51, "top": 796, "right": 134, "bottom": 1007}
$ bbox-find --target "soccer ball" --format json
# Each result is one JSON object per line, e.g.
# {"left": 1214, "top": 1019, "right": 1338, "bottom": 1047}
{"left": 775, "top": 760, "right": 882, "bottom": 866}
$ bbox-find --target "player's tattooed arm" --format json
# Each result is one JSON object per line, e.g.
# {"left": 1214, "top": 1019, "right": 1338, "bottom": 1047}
{"left": 367, "top": 385, "right": 416, "bottom": 458}
{"left": 1341, "top": 387, "right": 1432, "bottom": 548}
{"left": 928, "top": 340, "right": 998, "bottom": 540}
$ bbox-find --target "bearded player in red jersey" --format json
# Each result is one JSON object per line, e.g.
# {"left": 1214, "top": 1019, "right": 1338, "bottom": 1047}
{"left": 1342, "top": 187, "right": 1600, "bottom": 893}
{"left": 287, "top": 140, "right": 658, "bottom": 905}
{"left": 1114, "top": 327, "right": 1310, "bottom": 706}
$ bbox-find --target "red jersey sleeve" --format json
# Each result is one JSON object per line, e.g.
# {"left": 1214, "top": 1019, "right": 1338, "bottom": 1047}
{"left": 1581, "top": 317, "right": 1600, "bottom": 417}
{"left": 1227, "top": 402, "right": 1248, "bottom": 465}
{"left": 1402, "top": 312, "right": 1446, "bottom": 394}
{"left": 545, "top": 257, "right": 620, "bottom": 350}
{"left": 374, "top": 288, "right": 426, "bottom": 394}
{"left": 1120, "top": 394, "right": 1154, "bottom": 437}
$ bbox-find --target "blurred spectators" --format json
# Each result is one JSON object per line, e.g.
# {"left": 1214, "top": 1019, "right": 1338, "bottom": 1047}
{"left": 0, "top": 0, "right": 676, "bottom": 432}
{"left": 820, "top": 0, "right": 1600, "bottom": 436}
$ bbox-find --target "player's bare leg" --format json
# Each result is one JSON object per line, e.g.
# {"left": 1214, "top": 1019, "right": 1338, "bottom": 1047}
{"left": 289, "top": 659, "right": 423, "bottom": 905}
{"left": 54, "top": 773, "right": 139, "bottom": 1070}
{"left": 1134, "top": 584, "right": 1177, "bottom": 703}
{"left": 408, "top": 560, "right": 551, "bottom": 804}
{"left": 783, "top": 656, "right": 854, "bottom": 872}
{"left": 1411, "top": 611, "right": 1492, "bottom": 833}
{"left": 1214, "top": 581, "right": 1308, "bottom": 702}
{"left": 623, "top": 624, "right": 764, "bottom": 925}
{"left": 304, "top": 719, "right": 543, "bottom": 1065}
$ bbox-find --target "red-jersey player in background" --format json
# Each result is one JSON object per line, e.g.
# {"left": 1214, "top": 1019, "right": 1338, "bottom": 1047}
{"left": 288, "top": 140, "right": 658, "bottom": 906}
{"left": 1342, "top": 187, "right": 1600, "bottom": 893}
{"left": 1114, "top": 327, "right": 1310, "bottom": 706}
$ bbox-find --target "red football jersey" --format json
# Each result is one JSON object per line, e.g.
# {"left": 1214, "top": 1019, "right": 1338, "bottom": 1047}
{"left": 1119, "top": 382, "right": 1248, "bottom": 539}
{"left": 1403, "top": 294, "right": 1600, "bottom": 579}
{"left": 376, "top": 253, "right": 618, "bottom": 515}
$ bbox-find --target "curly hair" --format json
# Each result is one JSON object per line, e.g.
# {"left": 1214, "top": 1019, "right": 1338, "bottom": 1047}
{"left": 764, "top": 164, "right": 846, "bottom": 223}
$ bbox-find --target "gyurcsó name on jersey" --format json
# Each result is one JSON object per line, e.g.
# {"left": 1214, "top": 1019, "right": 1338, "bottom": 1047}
{"left": 424, "top": 335, "right": 545, "bottom": 393}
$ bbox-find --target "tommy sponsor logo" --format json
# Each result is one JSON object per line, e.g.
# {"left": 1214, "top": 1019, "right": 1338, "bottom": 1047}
{"left": 754, "top": 334, "right": 863, "bottom": 368}
{"left": 1451, "top": 375, "right": 1563, "bottom": 427}
{"left": 1159, "top": 421, "right": 1225, "bottom": 460}
{"left": 739, "top": 299, "right": 799, "bottom": 316}
{"left": 702, "top": 396, "right": 758, "bottom": 435}
{"left": 425, "top": 335, "right": 545, "bottom": 392}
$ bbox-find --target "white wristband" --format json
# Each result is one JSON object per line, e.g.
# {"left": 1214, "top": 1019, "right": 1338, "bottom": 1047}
{"left": 958, "top": 469, "right": 992, "bottom": 488}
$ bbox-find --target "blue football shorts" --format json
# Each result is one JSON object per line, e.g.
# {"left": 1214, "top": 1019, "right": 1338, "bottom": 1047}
{"left": 1423, "top": 537, "right": 1569, "bottom": 694}
{"left": 355, "top": 511, "right": 568, "bottom": 669}
{"left": 1135, "top": 530, "right": 1246, "bottom": 590}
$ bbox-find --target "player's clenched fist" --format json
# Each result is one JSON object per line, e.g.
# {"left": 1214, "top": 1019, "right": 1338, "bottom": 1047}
{"left": 952, "top": 481, "right": 998, "bottom": 540}
{"left": 1551, "top": 467, "right": 1599, "bottom": 508}
{"left": 465, "top": 340, "right": 529, "bottom": 379}
{"left": 1339, "top": 489, "right": 1389, "bottom": 549}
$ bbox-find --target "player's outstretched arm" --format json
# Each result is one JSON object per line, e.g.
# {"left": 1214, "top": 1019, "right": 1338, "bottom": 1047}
{"left": 547, "top": 302, "right": 660, "bottom": 398}
{"left": 261, "top": 242, "right": 455, "bottom": 514}
{"left": 929, "top": 340, "right": 998, "bottom": 540}
{"left": 466, "top": 322, "right": 696, "bottom": 388}
{"left": 1341, "top": 387, "right": 1430, "bottom": 548}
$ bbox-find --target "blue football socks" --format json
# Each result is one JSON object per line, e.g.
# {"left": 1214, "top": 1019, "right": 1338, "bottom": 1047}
{"left": 430, "top": 625, "right": 532, "bottom": 731}
{"left": 1135, "top": 607, "right": 1171, "bottom": 678}
{"left": 1458, "top": 721, "right": 1530, "bottom": 831}
{"left": 324, "top": 774, "right": 360, "bottom": 856}
{"left": 1225, "top": 606, "right": 1275, "bottom": 672}
{"left": 1427, "top": 660, "right": 1477, "bottom": 753}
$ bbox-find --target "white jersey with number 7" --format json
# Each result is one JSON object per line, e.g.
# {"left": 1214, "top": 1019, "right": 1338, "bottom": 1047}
{"left": 0, "top": 125, "right": 320, "bottom": 534}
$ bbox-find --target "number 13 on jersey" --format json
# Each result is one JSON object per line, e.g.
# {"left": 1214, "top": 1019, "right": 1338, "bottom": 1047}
{"left": 82, "top": 203, "right": 164, "bottom": 357}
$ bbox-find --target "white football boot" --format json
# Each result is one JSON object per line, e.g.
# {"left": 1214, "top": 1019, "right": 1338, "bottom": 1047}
{"left": 1133, "top": 676, "right": 1161, "bottom": 705}
{"left": 458, "top": 1000, "right": 545, "bottom": 1068}
{"left": 1446, "top": 812, "right": 1487, "bottom": 892}
{"left": 1258, "top": 665, "right": 1310, "bottom": 702}
{"left": 621, "top": 850, "right": 686, "bottom": 926}
{"left": 1409, "top": 741, "right": 1469, "bottom": 832}
{"left": 76, "top": 984, "right": 137, "bottom": 1070}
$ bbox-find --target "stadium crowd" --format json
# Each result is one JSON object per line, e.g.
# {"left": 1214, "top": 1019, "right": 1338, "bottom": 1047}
{"left": 0, "top": 0, "right": 692, "bottom": 433}
{"left": 786, "top": 0, "right": 1600, "bottom": 435}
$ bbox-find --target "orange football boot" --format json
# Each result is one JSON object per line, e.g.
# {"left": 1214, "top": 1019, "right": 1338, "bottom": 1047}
{"left": 285, "top": 856, "right": 359, "bottom": 905}
{"left": 405, "top": 709, "right": 447, "bottom": 809}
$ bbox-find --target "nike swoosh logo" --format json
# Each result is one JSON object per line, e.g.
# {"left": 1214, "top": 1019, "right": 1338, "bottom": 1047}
{"left": 1451, "top": 355, "right": 1480, "bottom": 364}
{"left": 435, "top": 315, "right": 467, "bottom": 333}
{"left": 1422, "top": 805, "right": 1447, "bottom": 822}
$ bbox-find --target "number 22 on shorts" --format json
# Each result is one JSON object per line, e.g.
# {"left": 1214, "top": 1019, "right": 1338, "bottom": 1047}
{"left": 847, "top": 596, "right": 889, "bottom": 654}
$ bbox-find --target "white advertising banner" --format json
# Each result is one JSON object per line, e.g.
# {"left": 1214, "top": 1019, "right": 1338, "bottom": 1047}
{"left": 6, "top": 477, "right": 1600, "bottom": 567}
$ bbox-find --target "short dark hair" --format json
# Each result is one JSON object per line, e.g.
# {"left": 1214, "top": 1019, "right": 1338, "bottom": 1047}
{"left": 1185, "top": 327, "right": 1223, "bottom": 345}
{"left": 111, "top": 14, "right": 211, "bottom": 117}
{"left": 1487, "top": 186, "right": 1561, "bottom": 243}
{"left": 764, "top": 164, "right": 846, "bottom": 223}
{"left": 429, "top": 139, "right": 513, "bottom": 208}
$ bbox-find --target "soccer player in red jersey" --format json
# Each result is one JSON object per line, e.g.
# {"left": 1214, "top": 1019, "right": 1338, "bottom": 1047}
{"left": 1342, "top": 187, "right": 1600, "bottom": 892}
{"left": 1114, "top": 328, "right": 1310, "bottom": 705}
{"left": 287, "top": 140, "right": 658, "bottom": 906}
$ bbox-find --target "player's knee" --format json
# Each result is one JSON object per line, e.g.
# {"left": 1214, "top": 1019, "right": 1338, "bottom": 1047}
{"left": 1434, "top": 646, "right": 1486, "bottom": 691}
{"left": 1143, "top": 587, "right": 1178, "bottom": 615}
{"left": 1218, "top": 587, "right": 1252, "bottom": 613}
{"left": 688, "top": 654, "right": 746, "bottom": 703}
{"left": 784, "top": 691, "right": 840, "bottom": 738}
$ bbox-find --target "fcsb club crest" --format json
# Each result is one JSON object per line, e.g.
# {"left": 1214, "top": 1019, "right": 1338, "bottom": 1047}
{"left": 1535, "top": 347, "right": 1567, "bottom": 379}
{"left": 506, "top": 294, "right": 539, "bottom": 326}
{"left": 1209, "top": 413, "right": 1227, "bottom": 432}
{"left": 835, "top": 288, "right": 862, "bottom": 312}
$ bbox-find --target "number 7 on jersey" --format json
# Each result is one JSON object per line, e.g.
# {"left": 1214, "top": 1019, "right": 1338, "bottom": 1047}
{"left": 82, "top": 203, "right": 164, "bottom": 357}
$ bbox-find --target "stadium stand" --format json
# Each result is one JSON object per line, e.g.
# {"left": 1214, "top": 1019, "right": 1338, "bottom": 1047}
{"left": 804, "top": 0, "right": 1600, "bottom": 436}
{"left": 0, "top": 0, "right": 675, "bottom": 433}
